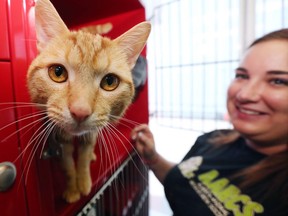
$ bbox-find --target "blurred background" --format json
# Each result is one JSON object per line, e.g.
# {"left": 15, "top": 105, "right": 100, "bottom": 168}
{"left": 139, "top": 0, "right": 288, "bottom": 215}
{"left": 142, "top": 0, "right": 287, "bottom": 130}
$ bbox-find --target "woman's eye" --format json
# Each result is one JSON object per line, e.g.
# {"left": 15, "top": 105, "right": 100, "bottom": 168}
{"left": 100, "top": 74, "right": 120, "bottom": 91}
{"left": 48, "top": 65, "right": 68, "bottom": 83}
{"left": 235, "top": 73, "right": 248, "bottom": 80}
{"left": 270, "top": 78, "right": 288, "bottom": 86}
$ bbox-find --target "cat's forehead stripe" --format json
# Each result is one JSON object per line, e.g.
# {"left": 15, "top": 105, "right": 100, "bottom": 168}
{"left": 68, "top": 32, "right": 103, "bottom": 53}
{"left": 65, "top": 32, "right": 111, "bottom": 70}
{"left": 64, "top": 32, "right": 130, "bottom": 79}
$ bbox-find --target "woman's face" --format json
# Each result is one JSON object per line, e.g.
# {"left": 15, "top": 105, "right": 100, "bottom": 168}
{"left": 227, "top": 39, "right": 288, "bottom": 146}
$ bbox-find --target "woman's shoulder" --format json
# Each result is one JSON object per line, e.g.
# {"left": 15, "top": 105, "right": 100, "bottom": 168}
{"left": 182, "top": 130, "right": 233, "bottom": 159}
{"left": 183, "top": 129, "right": 242, "bottom": 159}
{"left": 196, "top": 129, "right": 236, "bottom": 143}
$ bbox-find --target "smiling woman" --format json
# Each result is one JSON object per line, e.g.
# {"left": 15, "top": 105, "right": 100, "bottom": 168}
{"left": 131, "top": 29, "right": 288, "bottom": 216}
{"left": 227, "top": 38, "right": 288, "bottom": 151}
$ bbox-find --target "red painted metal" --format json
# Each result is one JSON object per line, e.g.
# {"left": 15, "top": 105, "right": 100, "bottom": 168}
{"left": 0, "top": 0, "right": 148, "bottom": 215}
{"left": 0, "top": 61, "right": 28, "bottom": 216}
{"left": 0, "top": 0, "right": 10, "bottom": 60}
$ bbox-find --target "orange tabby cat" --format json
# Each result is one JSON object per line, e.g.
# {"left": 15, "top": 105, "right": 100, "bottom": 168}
{"left": 27, "top": 0, "right": 150, "bottom": 203}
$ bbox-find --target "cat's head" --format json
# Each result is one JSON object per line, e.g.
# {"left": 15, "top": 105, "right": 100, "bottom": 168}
{"left": 27, "top": 0, "right": 150, "bottom": 136}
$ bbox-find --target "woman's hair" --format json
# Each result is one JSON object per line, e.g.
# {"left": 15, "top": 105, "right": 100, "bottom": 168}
{"left": 249, "top": 28, "right": 288, "bottom": 47}
{"left": 211, "top": 28, "right": 288, "bottom": 210}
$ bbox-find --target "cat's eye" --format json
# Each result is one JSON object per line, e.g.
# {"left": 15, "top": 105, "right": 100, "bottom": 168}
{"left": 100, "top": 74, "right": 120, "bottom": 91}
{"left": 48, "top": 65, "right": 68, "bottom": 83}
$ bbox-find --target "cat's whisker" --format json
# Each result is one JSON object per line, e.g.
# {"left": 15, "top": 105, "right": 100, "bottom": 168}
{"left": 15, "top": 119, "right": 54, "bottom": 188}
{"left": 99, "top": 128, "right": 122, "bottom": 197}
{"left": 103, "top": 135, "right": 117, "bottom": 192}
{"left": 103, "top": 124, "right": 144, "bottom": 197}
{"left": 15, "top": 114, "right": 51, "bottom": 143}
{"left": 96, "top": 130, "right": 105, "bottom": 175}
{"left": 39, "top": 123, "right": 57, "bottom": 159}
{"left": 12, "top": 111, "right": 49, "bottom": 191}
{"left": 0, "top": 102, "right": 47, "bottom": 111}
{"left": 106, "top": 123, "right": 135, "bottom": 152}
{"left": 117, "top": 120, "right": 138, "bottom": 131}
{"left": 0, "top": 103, "right": 47, "bottom": 109}
{"left": 118, "top": 117, "right": 141, "bottom": 126}
{"left": 95, "top": 129, "right": 118, "bottom": 192}
{"left": 0, "top": 101, "right": 47, "bottom": 106}
{"left": 103, "top": 125, "right": 121, "bottom": 157}
{"left": 101, "top": 127, "right": 128, "bottom": 184}
{"left": 102, "top": 126, "right": 121, "bottom": 176}
{"left": 102, "top": 128, "right": 120, "bottom": 177}
{"left": 23, "top": 121, "right": 56, "bottom": 185}
{"left": 108, "top": 114, "right": 141, "bottom": 129}
{"left": 28, "top": 122, "right": 55, "bottom": 179}
{"left": 14, "top": 110, "right": 48, "bottom": 127}
{"left": 13, "top": 118, "right": 53, "bottom": 164}
{"left": 0, "top": 109, "right": 47, "bottom": 133}
{"left": 26, "top": 120, "right": 55, "bottom": 151}
{"left": 99, "top": 130, "right": 111, "bottom": 171}
{"left": 1, "top": 114, "right": 49, "bottom": 143}
{"left": 105, "top": 123, "right": 149, "bottom": 182}
{"left": 19, "top": 109, "right": 47, "bottom": 117}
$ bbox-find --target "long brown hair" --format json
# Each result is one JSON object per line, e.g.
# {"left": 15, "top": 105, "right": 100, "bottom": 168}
{"left": 211, "top": 29, "right": 288, "bottom": 210}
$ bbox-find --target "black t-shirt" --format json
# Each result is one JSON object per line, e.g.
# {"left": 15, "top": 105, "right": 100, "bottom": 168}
{"left": 163, "top": 130, "right": 287, "bottom": 216}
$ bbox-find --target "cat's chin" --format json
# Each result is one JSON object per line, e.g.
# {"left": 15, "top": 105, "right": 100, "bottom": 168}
{"left": 57, "top": 121, "right": 104, "bottom": 137}
{"left": 64, "top": 126, "right": 100, "bottom": 137}
{"left": 64, "top": 128, "right": 92, "bottom": 137}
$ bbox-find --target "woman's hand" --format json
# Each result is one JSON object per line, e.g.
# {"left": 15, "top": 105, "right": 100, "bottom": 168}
{"left": 131, "top": 124, "right": 176, "bottom": 183}
{"left": 131, "top": 124, "right": 158, "bottom": 163}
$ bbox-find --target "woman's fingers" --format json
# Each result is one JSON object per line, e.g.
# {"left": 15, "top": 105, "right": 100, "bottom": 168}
{"left": 131, "top": 124, "right": 157, "bottom": 160}
{"left": 131, "top": 124, "right": 150, "bottom": 140}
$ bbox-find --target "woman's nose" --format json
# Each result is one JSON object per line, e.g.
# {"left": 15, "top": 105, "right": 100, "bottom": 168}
{"left": 236, "top": 81, "right": 263, "bottom": 102}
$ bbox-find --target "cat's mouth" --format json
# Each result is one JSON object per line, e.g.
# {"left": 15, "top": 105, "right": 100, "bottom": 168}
{"left": 62, "top": 121, "right": 106, "bottom": 136}
{"left": 68, "top": 128, "right": 91, "bottom": 136}
{"left": 64, "top": 124, "right": 95, "bottom": 136}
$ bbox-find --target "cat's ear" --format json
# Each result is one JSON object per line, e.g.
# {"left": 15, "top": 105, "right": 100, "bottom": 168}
{"left": 35, "top": 0, "right": 69, "bottom": 51}
{"left": 114, "top": 22, "right": 151, "bottom": 69}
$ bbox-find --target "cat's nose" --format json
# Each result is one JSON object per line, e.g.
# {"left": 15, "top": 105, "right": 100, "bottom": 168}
{"left": 69, "top": 105, "right": 92, "bottom": 123}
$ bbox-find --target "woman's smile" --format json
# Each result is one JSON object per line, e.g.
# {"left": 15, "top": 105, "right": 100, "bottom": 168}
{"left": 227, "top": 39, "right": 288, "bottom": 145}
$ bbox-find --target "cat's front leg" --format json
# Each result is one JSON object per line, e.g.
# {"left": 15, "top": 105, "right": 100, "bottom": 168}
{"left": 76, "top": 133, "right": 97, "bottom": 196}
{"left": 59, "top": 134, "right": 81, "bottom": 203}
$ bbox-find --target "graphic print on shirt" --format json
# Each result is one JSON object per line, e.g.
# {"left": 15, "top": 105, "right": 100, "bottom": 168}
{"left": 178, "top": 157, "right": 264, "bottom": 216}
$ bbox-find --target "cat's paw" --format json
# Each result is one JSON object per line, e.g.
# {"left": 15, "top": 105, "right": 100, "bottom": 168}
{"left": 77, "top": 176, "right": 92, "bottom": 196}
{"left": 63, "top": 188, "right": 81, "bottom": 203}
